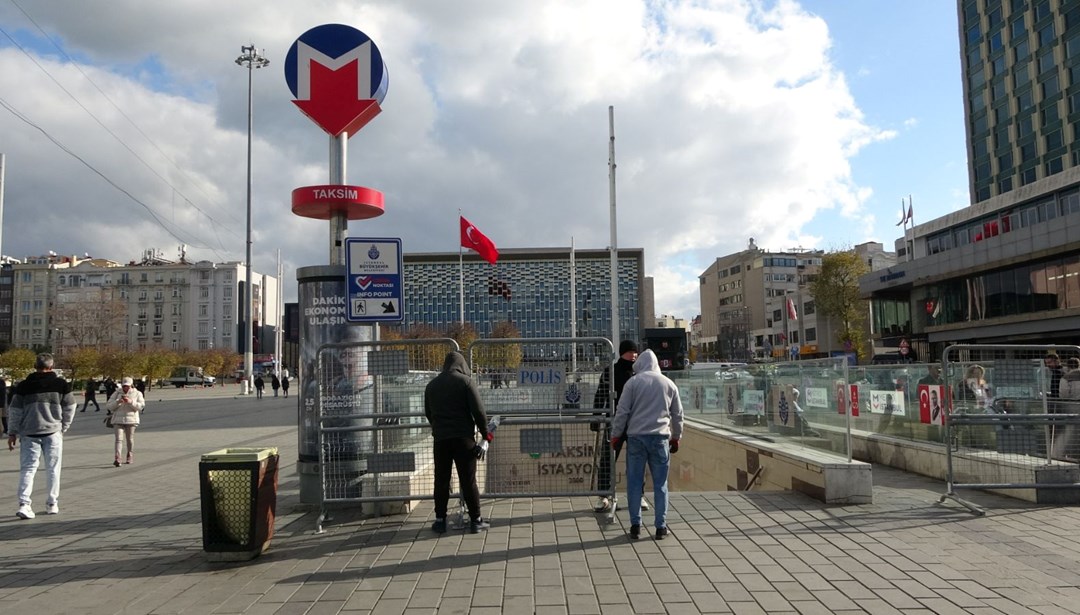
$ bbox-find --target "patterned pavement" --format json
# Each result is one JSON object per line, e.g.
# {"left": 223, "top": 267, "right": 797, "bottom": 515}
{"left": 1, "top": 389, "right": 1078, "bottom": 614}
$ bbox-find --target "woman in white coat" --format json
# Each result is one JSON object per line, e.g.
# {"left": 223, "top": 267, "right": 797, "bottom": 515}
{"left": 105, "top": 377, "right": 145, "bottom": 467}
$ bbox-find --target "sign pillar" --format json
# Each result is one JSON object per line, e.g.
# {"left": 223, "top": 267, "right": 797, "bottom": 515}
{"left": 286, "top": 23, "right": 390, "bottom": 502}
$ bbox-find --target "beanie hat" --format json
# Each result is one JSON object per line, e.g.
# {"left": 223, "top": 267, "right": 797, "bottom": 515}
{"left": 619, "top": 340, "right": 639, "bottom": 355}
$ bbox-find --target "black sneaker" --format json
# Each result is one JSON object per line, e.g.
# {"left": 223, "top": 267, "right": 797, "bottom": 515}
{"left": 431, "top": 518, "right": 446, "bottom": 534}
{"left": 630, "top": 524, "right": 641, "bottom": 540}
{"left": 656, "top": 526, "right": 668, "bottom": 540}
{"left": 469, "top": 518, "right": 490, "bottom": 534}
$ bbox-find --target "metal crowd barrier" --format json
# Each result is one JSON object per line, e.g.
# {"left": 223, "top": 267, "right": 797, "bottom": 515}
{"left": 315, "top": 336, "right": 618, "bottom": 532}
{"left": 940, "top": 343, "right": 1080, "bottom": 515}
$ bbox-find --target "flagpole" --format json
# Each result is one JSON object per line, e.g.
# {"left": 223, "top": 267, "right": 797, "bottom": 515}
{"left": 608, "top": 106, "right": 619, "bottom": 350}
{"left": 459, "top": 209, "right": 465, "bottom": 325}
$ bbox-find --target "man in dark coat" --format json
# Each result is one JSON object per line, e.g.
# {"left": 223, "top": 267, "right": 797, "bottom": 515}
{"left": 424, "top": 351, "right": 490, "bottom": 534}
{"left": 81, "top": 379, "right": 100, "bottom": 412}
{"left": 591, "top": 340, "right": 638, "bottom": 513}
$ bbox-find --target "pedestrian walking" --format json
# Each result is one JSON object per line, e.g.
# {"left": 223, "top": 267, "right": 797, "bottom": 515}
{"left": 424, "top": 351, "right": 491, "bottom": 534}
{"left": 105, "top": 377, "right": 145, "bottom": 467}
{"left": 254, "top": 375, "right": 265, "bottom": 399}
{"left": 610, "top": 349, "right": 684, "bottom": 541}
{"left": 81, "top": 379, "right": 100, "bottom": 412}
{"left": 6, "top": 353, "right": 77, "bottom": 519}
{"left": 591, "top": 339, "right": 638, "bottom": 514}
{"left": 103, "top": 377, "right": 117, "bottom": 400}
{"left": 281, "top": 374, "right": 290, "bottom": 398}
{"left": 0, "top": 377, "right": 7, "bottom": 436}
{"left": 271, "top": 373, "right": 280, "bottom": 398}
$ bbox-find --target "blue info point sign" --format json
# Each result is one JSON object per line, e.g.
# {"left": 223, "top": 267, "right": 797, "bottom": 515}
{"left": 344, "top": 237, "right": 404, "bottom": 323}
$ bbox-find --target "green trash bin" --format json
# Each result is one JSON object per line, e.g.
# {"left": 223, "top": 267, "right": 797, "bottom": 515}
{"left": 199, "top": 447, "right": 279, "bottom": 561}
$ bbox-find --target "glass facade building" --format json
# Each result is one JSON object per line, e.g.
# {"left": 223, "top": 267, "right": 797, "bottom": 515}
{"left": 401, "top": 248, "right": 645, "bottom": 345}
{"left": 860, "top": 1, "right": 1080, "bottom": 357}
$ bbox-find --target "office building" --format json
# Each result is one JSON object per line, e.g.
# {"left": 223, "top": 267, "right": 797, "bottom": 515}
{"left": 698, "top": 240, "right": 830, "bottom": 360}
{"left": 860, "top": 1, "right": 1080, "bottom": 357}
{"left": 400, "top": 248, "right": 646, "bottom": 351}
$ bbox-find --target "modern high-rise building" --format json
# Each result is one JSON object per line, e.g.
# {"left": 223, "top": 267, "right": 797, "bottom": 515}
{"left": 860, "top": 1, "right": 1080, "bottom": 357}
{"left": 399, "top": 248, "right": 647, "bottom": 351}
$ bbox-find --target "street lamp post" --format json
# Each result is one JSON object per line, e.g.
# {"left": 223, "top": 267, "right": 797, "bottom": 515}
{"left": 236, "top": 44, "right": 269, "bottom": 395}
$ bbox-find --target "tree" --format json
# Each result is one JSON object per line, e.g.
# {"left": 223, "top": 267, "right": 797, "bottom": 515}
{"left": 140, "top": 347, "right": 179, "bottom": 389}
{"left": 52, "top": 290, "right": 129, "bottom": 351}
{"left": 0, "top": 348, "right": 37, "bottom": 381}
{"left": 66, "top": 347, "right": 102, "bottom": 383}
{"left": 474, "top": 321, "right": 522, "bottom": 371}
{"left": 808, "top": 250, "right": 871, "bottom": 360}
{"left": 99, "top": 349, "right": 140, "bottom": 381}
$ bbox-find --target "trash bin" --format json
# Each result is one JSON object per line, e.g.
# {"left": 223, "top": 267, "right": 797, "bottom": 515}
{"left": 199, "top": 447, "right": 279, "bottom": 561}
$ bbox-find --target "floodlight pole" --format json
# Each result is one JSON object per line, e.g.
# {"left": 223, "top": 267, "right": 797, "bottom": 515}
{"left": 236, "top": 44, "right": 269, "bottom": 394}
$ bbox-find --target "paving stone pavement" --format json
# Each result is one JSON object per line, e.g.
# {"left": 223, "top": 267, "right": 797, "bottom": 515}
{"left": 1, "top": 390, "right": 1079, "bottom": 614}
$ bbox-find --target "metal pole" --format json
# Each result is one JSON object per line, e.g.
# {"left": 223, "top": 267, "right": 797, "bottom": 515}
{"left": 0, "top": 153, "right": 5, "bottom": 260}
{"left": 236, "top": 44, "right": 269, "bottom": 394}
{"left": 608, "top": 106, "right": 619, "bottom": 347}
{"left": 329, "top": 134, "right": 348, "bottom": 264}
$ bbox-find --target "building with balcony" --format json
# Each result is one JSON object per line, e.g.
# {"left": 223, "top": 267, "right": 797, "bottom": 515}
{"left": 8, "top": 250, "right": 279, "bottom": 355}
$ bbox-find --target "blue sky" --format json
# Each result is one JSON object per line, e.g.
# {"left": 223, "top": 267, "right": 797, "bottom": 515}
{"left": 0, "top": 1, "right": 972, "bottom": 322}
{"left": 802, "top": 0, "right": 969, "bottom": 236}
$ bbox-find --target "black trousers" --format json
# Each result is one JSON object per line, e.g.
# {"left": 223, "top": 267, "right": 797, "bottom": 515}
{"left": 433, "top": 437, "right": 481, "bottom": 521}
{"left": 596, "top": 425, "right": 614, "bottom": 492}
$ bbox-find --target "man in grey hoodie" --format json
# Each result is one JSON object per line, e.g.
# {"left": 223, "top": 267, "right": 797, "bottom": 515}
{"left": 6, "top": 353, "right": 77, "bottom": 519}
{"left": 611, "top": 349, "right": 684, "bottom": 540}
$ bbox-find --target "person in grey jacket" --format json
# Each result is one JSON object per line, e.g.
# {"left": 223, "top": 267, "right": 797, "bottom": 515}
{"left": 611, "top": 349, "right": 684, "bottom": 540}
{"left": 6, "top": 353, "right": 77, "bottom": 519}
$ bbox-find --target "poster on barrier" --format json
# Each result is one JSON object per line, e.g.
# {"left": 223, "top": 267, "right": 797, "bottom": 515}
{"left": 485, "top": 420, "right": 599, "bottom": 495}
{"left": 918, "top": 384, "right": 945, "bottom": 425}
{"left": 869, "top": 390, "right": 906, "bottom": 416}
{"left": 771, "top": 384, "right": 796, "bottom": 428}
{"left": 743, "top": 390, "right": 765, "bottom": 415}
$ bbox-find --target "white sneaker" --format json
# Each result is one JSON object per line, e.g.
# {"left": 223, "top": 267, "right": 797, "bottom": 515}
{"left": 16, "top": 504, "right": 35, "bottom": 519}
{"left": 45, "top": 503, "right": 59, "bottom": 515}
{"left": 642, "top": 498, "right": 651, "bottom": 512}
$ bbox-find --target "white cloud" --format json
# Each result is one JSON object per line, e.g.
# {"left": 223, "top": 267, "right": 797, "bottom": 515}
{"left": 0, "top": 0, "right": 889, "bottom": 323}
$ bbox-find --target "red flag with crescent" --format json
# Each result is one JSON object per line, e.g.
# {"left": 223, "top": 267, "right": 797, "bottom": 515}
{"left": 460, "top": 216, "right": 499, "bottom": 265}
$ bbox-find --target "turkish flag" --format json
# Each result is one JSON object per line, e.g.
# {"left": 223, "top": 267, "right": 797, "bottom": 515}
{"left": 919, "top": 384, "right": 944, "bottom": 425}
{"left": 460, "top": 216, "right": 499, "bottom": 265}
{"left": 849, "top": 385, "right": 860, "bottom": 417}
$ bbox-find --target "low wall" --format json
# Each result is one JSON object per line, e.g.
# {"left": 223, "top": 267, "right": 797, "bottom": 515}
{"left": 666, "top": 420, "right": 872, "bottom": 505}
{"left": 825, "top": 427, "right": 1080, "bottom": 504}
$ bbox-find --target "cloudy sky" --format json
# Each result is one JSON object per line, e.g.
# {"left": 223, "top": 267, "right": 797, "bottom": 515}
{"left": 0, "top": 0, "right": 966, "bottom": 321}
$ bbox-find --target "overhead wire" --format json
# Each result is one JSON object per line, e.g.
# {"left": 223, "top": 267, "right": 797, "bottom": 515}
{"left": 0, "top": 95, "right": 216, "bottom": 250}
{"left": 0, "top": 4, "right": 251, "bottom": 259}
{"left": 10, "top": 0, "right": 245, "bottom": 231}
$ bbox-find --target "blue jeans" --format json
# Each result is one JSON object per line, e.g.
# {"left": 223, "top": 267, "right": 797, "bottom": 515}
{"left": 625, "top": 434, "right": 670, "bottom": 529}
{"left": 18, "top": 432, "right": 63, "bottom": 508}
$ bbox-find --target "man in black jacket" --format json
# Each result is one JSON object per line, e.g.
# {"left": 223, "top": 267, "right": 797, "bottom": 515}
{"left": 425, "top": 351, "right": 491, "bottom": 534}
{"left": 591, "top": 340, "right": 638, "bottom": 513}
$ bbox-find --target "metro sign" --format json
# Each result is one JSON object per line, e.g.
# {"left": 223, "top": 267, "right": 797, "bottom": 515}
{"left": 285, "top": 24, "right": 389, "bottom": 136}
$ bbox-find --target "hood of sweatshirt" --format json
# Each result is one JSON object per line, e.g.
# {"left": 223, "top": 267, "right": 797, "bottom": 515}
{"left": 633, "top": 349, "right": 660, "bottom": 375}
{"left": 441, "top": 351, "right": 470, "bottom": 376}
